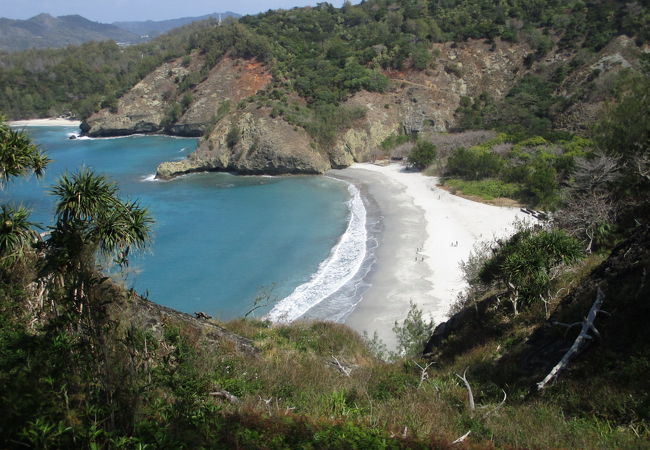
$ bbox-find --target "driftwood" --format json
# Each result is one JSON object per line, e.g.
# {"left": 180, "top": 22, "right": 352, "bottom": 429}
{"left": 210, "top": 389, "right": 239, "bottom": 403}
{"left": 537, "top": 288, "right": 606, "bottom": 390}
{"left": 452, "top": 431, "right": 472, "bottom": 444}
{"left": 455, "top": 368, "right": 475, "bottom": 412}
{"left": 330, "top": 355, "right": 353, "bottom": 377}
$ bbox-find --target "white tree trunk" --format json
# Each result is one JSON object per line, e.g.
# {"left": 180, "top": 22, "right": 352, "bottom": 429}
{"left": 537, "top": 288, "right": 606, "bottom": 390}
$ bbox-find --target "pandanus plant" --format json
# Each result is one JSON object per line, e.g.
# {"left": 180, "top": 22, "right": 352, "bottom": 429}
{"left": 0, "top": 118, "right": 49, "bottom": 266}
{"left": 47, "top": 169, "right": 153, "bottom": 318}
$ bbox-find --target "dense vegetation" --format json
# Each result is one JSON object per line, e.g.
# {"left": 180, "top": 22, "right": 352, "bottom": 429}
{"left": 1, "top": 0, "right": 649, "bottom": 447}
{"left": 1, "top": 60, "right": 649, "bottom": 446}
{"left": 0, "top": 19, "right": 217, "bottom": 119}
{"left": 2, "top": 0, "right": 648, "bottom": 125}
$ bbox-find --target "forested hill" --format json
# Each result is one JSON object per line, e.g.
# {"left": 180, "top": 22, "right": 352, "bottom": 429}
{"left": 0, "top": 13, "right": 141, "bottom": 52}
{"left": 1, "top": 0, "right": 647, "bottom": 123}
{"left": 2, "top": 1, "right": 650, "bottom": 447}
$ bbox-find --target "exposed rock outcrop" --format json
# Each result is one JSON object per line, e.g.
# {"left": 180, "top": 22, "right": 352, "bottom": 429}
{"left": 552, "top": 35, "right": 646, "bottom": 133}
{"left": 82, "top": 53, "right": 204, "bottom": 137}
{"left": 124, "top": 295, "right": 259, "bottom": 355}
{"left": 156, "top": 108, "right": 330, "bottom": 178}
{"left": 169, "top": 57, "right": 272, "bottom": 136}
{"left": 329, "top": 39, "right": 529, "bottom": 163}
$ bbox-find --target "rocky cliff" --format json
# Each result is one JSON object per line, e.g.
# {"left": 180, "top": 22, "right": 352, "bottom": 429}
{"left": 169, "top": 57, "right": 272, "bottom": 137}
{"left": 156, "top": 106, "right": 331, "bottom": 178}
{"left": 82, "top": 53, "right": 204, "bottom": 137}
{"left": 83, "top": 36, "right": 644, "bottom": 177}
{"left": 330, "top": 39, "right": 530, "bottom": 165}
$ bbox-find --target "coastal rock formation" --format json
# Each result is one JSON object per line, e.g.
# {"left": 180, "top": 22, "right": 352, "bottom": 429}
{"left": 85, "top": 36, "right": 643, "bottom": 176}
{"left": 169, "top": 57, "right": 272, "bottom": 136}
{"left": 329, "top": 39, "right": 529, "bottom": 163}
{"left": 82, "top": 53, "right": 204, "bottom": 137}
{"left": 552, "top": 35, "right": 646, "bottom": 133}
{"left": 156, "top": 108, "right": 330, "bottom": 178}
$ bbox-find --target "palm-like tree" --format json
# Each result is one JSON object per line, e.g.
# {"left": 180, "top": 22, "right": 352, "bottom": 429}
{"left": 0, "top": 205, "right": 38, "bottom": 267}
{"left": 48, "top": 169, "right": 153, "bottom": 314}
{"left": 0, "top": 117, "right": 50, "bottom": 267}
{"left": 50, "top": 169, "right": 152, "bottom": 264}
{"left": 0, "top": 118, "right": 51, "bottom": 185}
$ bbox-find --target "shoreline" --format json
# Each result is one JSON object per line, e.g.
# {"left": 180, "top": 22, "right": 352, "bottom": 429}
{"left": 334, "top": 163, "right": 528, "bottom": 349}
{"left": 8, "top": 118, "right": 82, "bottom": 127}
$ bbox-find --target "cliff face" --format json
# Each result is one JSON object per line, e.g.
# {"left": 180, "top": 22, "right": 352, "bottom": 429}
{"left": 552, "top": 35, "right": 645, "bottom": 133}
{"left": 156, "top": 107, "right": 330, "bottom": 178}
{"left": 82, "top": 35, "right": 643, "bottom": 176}
{"left": 169, "top": 57, "right": 272, "bottom": 137}
{"left": 82, "top": 53, "right": 204, "bottom": 137}
{"left": 330, "top": 39, "right": 529, "bottom": 164}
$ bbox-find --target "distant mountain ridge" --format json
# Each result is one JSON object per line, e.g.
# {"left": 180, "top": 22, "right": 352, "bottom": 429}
{"left": 0, "top": 11, "right": 241, "bottom": 52}
{"left": 113, "top": 12, "right": 241, "bottom": 38}
{"left": 0, "top": 13, "right": 141, "bottom": 52}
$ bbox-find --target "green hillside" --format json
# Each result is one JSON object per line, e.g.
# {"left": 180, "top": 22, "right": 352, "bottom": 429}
{"left": 1, "top": 0, "right": 649, "bottom": 447}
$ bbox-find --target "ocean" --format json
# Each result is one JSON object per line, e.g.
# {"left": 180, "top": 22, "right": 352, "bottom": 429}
{"left": 4, "top": 126, "right": 372, "bottom": 321}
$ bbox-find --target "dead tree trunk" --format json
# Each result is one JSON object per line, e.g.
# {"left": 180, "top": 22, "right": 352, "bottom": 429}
{"left": 537, "top": 288, "right": 606, "bottom": 390}
{"left": 455, "top": 368, "right": 475, "bottom": 412}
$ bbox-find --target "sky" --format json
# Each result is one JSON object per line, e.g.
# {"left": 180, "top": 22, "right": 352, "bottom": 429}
{"left": 1, "top": 0, "right": 355, "bottom": 23}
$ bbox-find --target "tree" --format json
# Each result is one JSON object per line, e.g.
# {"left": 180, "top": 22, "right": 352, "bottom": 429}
{"left": 554, "top": 154, "right": 619, "bottom": 252}
{"left": 47, "top": 169, "right": 153, "bottom": 319}
{"left": 0, "top": 117, "right": 49, "bottom": 266}
{"left": 593, "top": 73, "right": 650, "bottom": 224}
{"left": 408, "top": 140, "right": 437, "bottom": 170}
{"left": 0, "top": 117, "right": 50, "bottom": 185}
{"left": 480, "top": 227, "right": 584, "bottom": 315}
{"left": 0, "top": 205, "right": 39, "bottom": 268}
{"left": 392, "top": 301, "right": 435, "bottom": 357}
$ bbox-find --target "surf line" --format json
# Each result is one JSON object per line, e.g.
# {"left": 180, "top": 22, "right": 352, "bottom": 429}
{"left": 267, "top": 180, "right": 367, "bottom": 323}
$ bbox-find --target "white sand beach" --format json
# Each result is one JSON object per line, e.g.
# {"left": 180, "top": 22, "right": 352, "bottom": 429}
{"left": 334, "top": 163, "right": 529, "bottom": 348}
{"left": 8, "top": 118, "right": 81, "bottom": 127}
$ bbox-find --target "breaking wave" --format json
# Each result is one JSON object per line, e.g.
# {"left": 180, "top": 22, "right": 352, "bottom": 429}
{"left": 267, "top": 182, "right": 367, "bottom": 323}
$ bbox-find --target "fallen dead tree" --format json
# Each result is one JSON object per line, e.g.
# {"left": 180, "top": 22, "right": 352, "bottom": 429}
{"left": 537, "top": 287, "right": 607, "bottom": 390}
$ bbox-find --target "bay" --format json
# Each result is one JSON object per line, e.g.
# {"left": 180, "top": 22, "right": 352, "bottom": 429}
{"left": 5, "top": 126, "right": 352, "bottom": 319}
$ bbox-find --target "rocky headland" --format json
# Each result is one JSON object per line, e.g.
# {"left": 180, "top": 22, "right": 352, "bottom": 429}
{"left": 80, "top": 36, "right": 643, "bottom": 178}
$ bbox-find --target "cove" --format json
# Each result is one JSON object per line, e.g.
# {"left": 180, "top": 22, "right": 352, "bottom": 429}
{"left": 5, "top": 126, "right": 353, "bottom": 319}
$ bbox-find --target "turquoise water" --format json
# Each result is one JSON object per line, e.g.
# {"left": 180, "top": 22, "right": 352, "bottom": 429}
{"left": 4, "top": 126, "right": 354, "bottom": 319}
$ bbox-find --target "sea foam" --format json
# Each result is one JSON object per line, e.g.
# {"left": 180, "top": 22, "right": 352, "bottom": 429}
{"left": 267, "top": 182, "right": 367, "bottom": 323}
{"left": 140, "top": 174, "right": 158, "bottom": 182}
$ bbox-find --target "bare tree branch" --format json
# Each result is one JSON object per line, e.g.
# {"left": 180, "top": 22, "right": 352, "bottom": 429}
{"left": 452, "top": 430, "right": 472, "bottom": 444}
{"left": 330, "top": 355, "right": 353, "bottom": 377}
{"left": 537, "top": 288, "right": 606, "bottom": 390}
{"left": 483, "top": 389, "right": 507, "bottom": 419}
{"left": 455, "top": 368, "right": 475, "bottom": 412}
{"left": 415, "top": 361, "right": 435, "bottom": 388}
{"left": 210, "top": 390, "right": 239, "bottom": 403}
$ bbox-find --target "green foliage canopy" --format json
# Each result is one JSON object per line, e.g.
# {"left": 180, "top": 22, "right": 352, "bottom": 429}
{"left": 408, "top": 140, "right": 437, "bottom": 170}
{"left": 480, "top": 228, "right": 584, "bottom": 311}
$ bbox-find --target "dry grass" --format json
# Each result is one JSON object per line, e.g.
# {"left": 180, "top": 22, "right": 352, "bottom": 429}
{"left": 177, "top": 311, "right": 646, "bottom": 448}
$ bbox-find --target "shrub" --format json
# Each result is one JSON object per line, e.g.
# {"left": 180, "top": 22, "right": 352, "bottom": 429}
{"left": 226, "top": 125, "right": 240, "bottom": 149}
{"left": 408, "top": 140, "right": 437, "bottom": 170}
{"left": 444, "top": 178, "right": 519, "bottom": 200}
{"left": 479, "top": 227, "right": 584, "bottom": 314}
{"left": 392, "top": 301, "right": 435, "bottom": 357}
{"left": 446, "top": 146, "right": 503, "bottom": 180}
